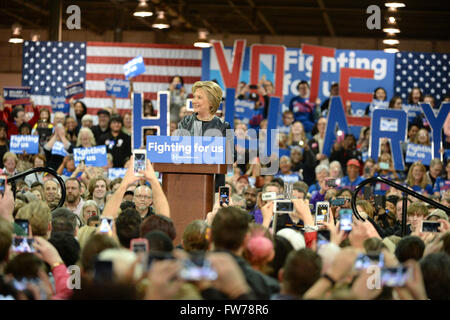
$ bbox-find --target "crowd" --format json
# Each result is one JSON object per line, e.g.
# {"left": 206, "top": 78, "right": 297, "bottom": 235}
{"left": 0, "top": 77, "right": 449, "bottom": 301}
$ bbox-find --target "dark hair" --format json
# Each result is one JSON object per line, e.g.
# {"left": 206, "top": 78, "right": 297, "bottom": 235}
{"left": 18, "top": 122, "right": 32, "bottom": 134}
{"left": 182, "top": 220, "right": 210, "bottom": 252}
{"left": 140, "top": 214, "right": 176, "bottom": 241}
{"left": 48, "top": 231, "right": 80, "bottom": 267}
{"left": 407, "top": 87, "right": 423, "bottom": 104}
{"left": 11, "top": 106, "right": 25, "bottom": 120}
{"left": 211, "top": 206, "right": 249, "bottom": 251}
{"left": 169, "top": 75, "right": 184, "bottom": 86}
{"left": 120, "top": 200, "right": 136, "bottom": 211}
{"left": 283, "top": 248, "right": 322, "bottom": 296}
{"left": 271, "top": 178, "right": 285, "bottom": 190}
{"left": 52, "top": 208, "right": 78, "bottom": 235}
{"left": 74, "top": 100, "right": 87, "bottom": 116}
{"left": 80, "top": 234, "right": 119, "bottom": 272}
{"left": 65, "top": 177, "right": 81, "bottom": 189}
{"left": 5, "top": 253, "right": 45, "bottom": 280}
{"left": 373, "top": 87, "right": 387, "bottom": 100}
{"left": 394, "top": 236, "right": 425, "bottom": 263}
{"left": 336, "top": 188, "right": 353, "bottom": 198}
{"left": 70, "top": 278, "right": 137, "bottom": 300}
{"left": 297, "top": 80, "right": 309, "bottom": 90}
{"left": 115, "top": 208, "right": 142, "bottom": 248}
{"left": 388, "top": 96, "right": 402, "bottom": 109}
{"left": 266, "top": 235, "right": 294, "bottom": 279}
{"left": 144, "top": 230, "right": 174, "bottom": 252}
{"left": 420, "top": 253, "right": 450, "bottom": 300}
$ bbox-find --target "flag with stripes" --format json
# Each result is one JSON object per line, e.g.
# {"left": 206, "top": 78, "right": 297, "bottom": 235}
{"left": 22, "top": 41, "right": 202, "bottom": 114}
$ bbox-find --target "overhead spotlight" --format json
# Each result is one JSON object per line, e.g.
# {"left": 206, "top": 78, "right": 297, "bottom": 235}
{"left": 384, "top": 48, "right": 399, "bottom": 53}
{"left": 388, "top": 17, "right": 396, "bottom": 24}
{"left": 193, "top": 30, "right": 212, "bottom": 48}
{"left": 31, "top": 33, "right": 40, "bottom": 42}
{"left": 133, "top": 0, "right": 153, "bottom": 17}
{"left": 383, "top": 38, "right": 400, "bottom": 45}
{"left": 382, "top": 27, "right": 400, "bottom": 33}
{"left": 9, "top": 23, "right": 23, "bottom": 44}
{"left": 384, "top": 2, "right": 406, "bottom": 8}
{"left": 152, "top": 11, "right": 170, "bottom": 29}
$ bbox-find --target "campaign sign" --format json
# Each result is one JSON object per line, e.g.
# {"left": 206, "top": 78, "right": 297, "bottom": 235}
{"left": 73, "top": 145, "right": 107, "bottom": 167}
{"left": 234, "top": 99, "right": 256, "bottom": 124}
{"left": 405, "top": 143, "right": 432, "bottom": 166}
{"left": 124, "top": 56, "right": 145, "bottom": 79}
{"left": 10, "top": 135, "right": 39, "bottom": 154}
{"left": 65, "top": 82, "right": 85, "bottom": 102}
{"left": 3, "top": 87, "right": 31, "bottom": 105}
{"left": 105, "top": 78, "right": 130, "bottom": 98}
{"left": 108, "top": 168, "right": 127, "bottom": 180}
{"left": 51, "top": 141, "right": 68, "bottom": 157}
{"left": 146, "top": 136, "right": 225, "bottom": 164}
{"left": 51, "top": 96, "right": 69, "bottom": 113}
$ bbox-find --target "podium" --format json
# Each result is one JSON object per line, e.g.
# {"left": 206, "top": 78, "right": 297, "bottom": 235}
{"left": 153, "top": 163, "right": 227, "bottom": 245}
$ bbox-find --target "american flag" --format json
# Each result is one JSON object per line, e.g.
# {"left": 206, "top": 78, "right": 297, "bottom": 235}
{"left": 22, "top": 41, "right": 202, "bottom": 113}
{"left": 394, "top": 51, "right": 450, "bottom": 107}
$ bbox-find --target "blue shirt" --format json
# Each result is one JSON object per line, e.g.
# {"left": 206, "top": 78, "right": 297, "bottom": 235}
{"left": 433, "top": 177, "right": 450, "bottom": 196}
{"left": 274, "top": 172, "right": 300, "bottom": 184}
{"left": 373, "top": 172, "right": 396, "bottom": 195}
{"left": 338, "top": 175, "right": 365, "bottom": 191}
{"left": 288, "top": 96, "right": 315, "bottom": 133}
{"left": 409, "top": 184, "right": 433, "bottom": 195}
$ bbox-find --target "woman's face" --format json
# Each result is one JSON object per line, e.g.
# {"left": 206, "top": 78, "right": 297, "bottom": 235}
{"left": 93, "top": 180, "right": 107, "bottom": 199}
{"left": 123, "top": 114, "right": 132, "bottom": 129}
{"left": 317, "top": 118, "right": 326, "bottom": 134}
{"left": 65, "top": 118, "right": 77, "bottom": 131}
{"left": 80, "top": 132, "right": 91, "bottom": 147}
{"left": 411, "top": 89, "right": 421, "bottom": 104}
{"left": 40, "top": 110, "right": 50, "bottom": 121}
{"left": 4, "top": 157, "right": 16, "bottom": 171}
{"left": 67, "top": 159, "right": 76, "bottom": 171}
{"left": 408, "top": 126, "right": 419, "bottom": 140}
{"left": 83, "top": 205, "right": 98, "bottom": 222}
{"left": 32, "top": 190, "right": 42, "bottom": 201}
{"left": 291, "top": 122, "right": 303, "bottom": 135}
{"left": 375, "top": 88, "right": 386, "bottom": 101}
{"left": 417, "top": 130, "right": 429, "bottom": 145}
{"left": 412, "top": 165, "right": 424, "bottom": 183}
{"left": 279, "top": 159, "right": 292, "bottom": 173}
{"left": 74, "top": 103, "right": 84, "bottom": 116}
{"left": 0, "top": 127, "right": 6, "bottom": 139}
{"left": 386, "top": 201, "right": 396, "bottom": 215}
{"left": 330, "top": 164, "right": 341, "bottom": 179}
{"left": 34, "top": 157, "right": 44, "bottom": 167}
{"left": 192, "top": 88, "right": 212, "bottom": 116}
{"left": 316, "top": 169, "right": 329, "bottom": 183}
{"left": 393, "top": 98, "right": 402, "bottom": 109}
{"left": 291, "top": 151, "right": 301, "bottom": 162}
{"left": 20, "top": 127, "right": 31, "bottom": 135}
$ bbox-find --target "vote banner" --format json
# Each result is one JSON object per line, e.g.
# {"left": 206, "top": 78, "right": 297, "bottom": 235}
{"left": 73, "top": 145, "right": 107, "bottom": 167}
{"left": 10, "top": 135, "right": 39, "bottom": 154}
{"left": 51, "top": 141, "right": 68, "bottom": 157}
{"left": 105, "top": 78, "right": 130, "bottom": 98}
{"left": 124, "top": 56, "right": 145, "bottom": 79}
{"left": 65, "top": 82, "right": 85, "bottom": 102}
{"left": 146, "top": 136, "right": 225, "bottom": 164}
{"left": 3, "top": 87, "right": 31, "bottom": 105}
{"left": 405, "top": 143, "right": 432, "bottom": 166}
{"left": 108, "top": 168, "right": 127, "bottom": 180}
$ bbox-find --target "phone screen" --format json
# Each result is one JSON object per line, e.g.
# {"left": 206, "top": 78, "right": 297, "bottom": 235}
{"left": 421, "top": 221, "right": 440, "bottom": 233}
{"left": 134, "top": 152, "right": 146, "bottom": 175}
{"left": 276, "top": 201, "right": 294, "bottom": 212}
{"left": 132, "top": 241, "right": 148, "bottom": 254}
{"left": 317, "top": 230, "right": 330, "bottom": 248}
{"left": 315, "top": 203, "right": 329, "bottom": 225}
{"left": 99, "top": 218, "right": 113, "bottom": 235}
{"left": 381, "top": 267, "right": 410, "bottom": 287}
{"left": 94, "top": 260, "right": 113, "bottom": 283}
{"left": 379, "top": 162, "right": 390, "bottom": 170}
{"left": 15, "top": 219, "right": 29, "bottom": 235}
{"left": 339, "top": 209, "right": 353, "bottom": 231}
{"left": 0, "top": 176, "right": 6, "bottom": 195}
{"left": 219, "top": 187, "right": 230, "bottom": 206}
{"left": 354, "top": 253, "right": 384, "bottom": 271}
{"left": 12, "top": 236, "right": 35, "bottom": 253}
{"left": 179, "top": 257, "right": 218, "bottom": 281}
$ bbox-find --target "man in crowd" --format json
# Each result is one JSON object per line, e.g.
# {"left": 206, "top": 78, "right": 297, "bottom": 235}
{"left": 64, "top": 178, "right": 85, "bottom": 217}
{"left": 133, "top": 185, "right": 155, "bottom": 219}
{"left": 92, "top": 109, "right": 111, "bottom": 145}
{"left": 339, "top": 159, "right": 365, "bottom": 191}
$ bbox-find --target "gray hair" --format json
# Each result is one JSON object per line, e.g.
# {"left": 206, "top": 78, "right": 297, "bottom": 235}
{"left": 315, "top": 164, "right": 330, "bottom": 175}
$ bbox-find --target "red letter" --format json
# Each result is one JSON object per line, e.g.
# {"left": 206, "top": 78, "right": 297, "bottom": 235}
{"left": 212, "top": 40, "right": 246, "bottom": 90}
{"left": 339, "top": 67, "right": 374, "bottom": 106}
{"left": 301, "top": 44, "right": 335, "bottom": 103}
{"left": 250, "top": 44, "right": 285, "bottom": 98}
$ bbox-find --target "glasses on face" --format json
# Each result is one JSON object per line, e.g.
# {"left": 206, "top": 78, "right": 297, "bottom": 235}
{"left": 135, "top": 195, "right": 151, "bottom": 199}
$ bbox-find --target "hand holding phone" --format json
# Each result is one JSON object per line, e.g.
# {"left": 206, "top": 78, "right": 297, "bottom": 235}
{"left": 130, "top": 238, "right": 149, "bottom": 253}
{"left": 339, "top": 209, "right": 353, "bottom": 232}
{"left": 99, "top": 218, "right": 113, "bottom": 236}
{"left": 14, "top": 219, "right": 30, "bottom": 236}
{"left": 219, "top": 186, "right": 230, "bottom": 206}
{"left": 421, "top": 221, "right": 441, "bottom": 233}
{"left": 315, "top": 201, "right": 330, "bottom": 226}
{"left": 12, "top": 236, "right": 35, "bottom": 253}
{"left": 0, "top": 175, "right": 7, "bottom": 196}
{"left": 133, "top": 150, "right": 146, "bottom": 177}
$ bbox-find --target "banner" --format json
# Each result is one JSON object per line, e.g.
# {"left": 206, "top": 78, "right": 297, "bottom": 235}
{"left": 105, "top": 78, "right": 130, "bottom": 98}
{"left": 51, "top": 141, "right": 68, "bottom": 157}
{"left": 108, "top": 168, "right": 127, "bottom": 180}
{"left": 3, "top": 87, "right": 31, "bottom": 106}
{"left": 405, "top": 143, "right": 432, "bottom": 166}
{"left": 73, "top": 145, "right": 107, "bottom": 167}
{"left": 234, "top": 99, "right": 256, "bottom": 124}
{"left": 51, "top": 96, "right": 69, "bottom": 113}
{"left": 146, "top": 136, "right": 225, "bottom": 164}
{"left": 10, "top": 135, "right": 39, "bottom": 154}
{"left": 124, "top": 55, "right": 145, "bottom": 79}
{"left": 64, "top": 81, "right": 85, "bottom": 102}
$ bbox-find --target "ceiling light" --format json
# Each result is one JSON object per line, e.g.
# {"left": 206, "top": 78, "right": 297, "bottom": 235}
{"left": 385, "top": 2, "right": 406, "bottom": 8}
{"left": 193, "top": 30, "right": 212, "bottom": 48}
{"left": 31, "top": 33, "right": 40, "bottom": 42}
{"left": 152, "top": 11, "right": 170, "bottom": 29}
{"left": 133, "top": 0, "right": 153, "bottom": 17}
{"left": 384, "top": 48, "right": 399, "bottom": 53}
{"left": 382, "top": 27, "right": 400, "bottom": 33}
{"left": 9, "top": 23, "right": 23, "bottom": 44}
{"left": 388, "top": 17, "right": 396, "bottom": 24}
{"left": 383, "top": 38, "right": 400, "bottom": 45}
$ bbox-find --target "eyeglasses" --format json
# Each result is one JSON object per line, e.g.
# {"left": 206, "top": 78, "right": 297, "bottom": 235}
{"left": 134, "top": 195, "right": 151, "bottom": 199}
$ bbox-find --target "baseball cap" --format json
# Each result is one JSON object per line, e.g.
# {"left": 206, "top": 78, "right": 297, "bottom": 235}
{"left": 347, "top": 159, "right": 360, "bottom": 167}
{"left": 97, "top": 109, "right": 110, "bottom": 117}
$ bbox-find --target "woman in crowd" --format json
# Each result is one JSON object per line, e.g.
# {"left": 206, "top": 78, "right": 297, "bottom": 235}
{"left": 309, "top": 117, "right": 328, "bottom": 166}
{"left": 169, "top": 76, "right": 188, "bottom": 123}
{"left": 65, "top": 116, "right": 79, "bottom": 146}
{"left": 81, "top": 200, "right": 100, "bottom": 225}
{"left": 76, "top": 127, "right": 96, "bottom": 148}
{"left": 388, "top": 96, "right": 403, "bottom": 110}
{"left": 24, "top": 154, "right": 47, "bottom": 186}
{"left": 122, "top": 112, "right": 132, "bottom": 136}
{"left": 365, "top": 87, "right": 388, "bottom": 116}
{"left": 413, "top": 128, "right": 431, "bottom": 146}
{"left": 287, "top": 121, "right": 308, "bottom": 149}
{"left": 405, "top": 161, "right": 433, "bottom": 195}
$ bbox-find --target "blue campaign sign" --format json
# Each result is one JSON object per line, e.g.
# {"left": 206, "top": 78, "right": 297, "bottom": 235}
{"left": 146, "top": 135, "right": 225, "bottom": 164}
{"left": 405, "top": 143, "right": 432, "bottom": 166}
{"left": 124, "top": 55, "right": 145, "bottom": 79}
{"left": 65, "top": 82, "right": 85, "bottom": 102}
{"left": 10, "top": 135, "right": 39, "bottom": 154}
{"left": 108, "top": 168, "right": 127, "bottom": 180}
{"left": 3, "top": 86, "right": 31, "bottom": 105}
{"left": 51, "top": 96, "right": 69, "bottom": 113}
{"left": 105, "top": 78, "right": 130, "bottom": 98}
{"left": 51, "top": 141, "right": 68, "bottom": 157}
{"left": 73, "top": 145, "right": 108, "bottom": 167}
{"left": 234, "top": 99, "right": 256, "bottom": 124}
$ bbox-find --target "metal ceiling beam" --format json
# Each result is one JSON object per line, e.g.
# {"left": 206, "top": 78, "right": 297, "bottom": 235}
{"left": 110, "top": 0, "right": 154, "bottom": 29}
{"left": 0, "top": 9, "right": 42, "bottom": 29}
{"left": 317, "top": 0, "right": 335, "bottom": 37}
{"left": 226, "top": 0, "right": 258, "bottom": 33}
{"left": 246, "top": 0, "right": 276, "bottom": 35}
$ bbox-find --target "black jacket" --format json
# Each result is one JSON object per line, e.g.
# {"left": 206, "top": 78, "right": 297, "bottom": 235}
{"left": 176, "top": 113, "right": 231, "bottom": 137}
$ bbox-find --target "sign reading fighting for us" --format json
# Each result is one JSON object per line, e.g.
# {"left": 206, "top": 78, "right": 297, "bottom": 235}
{"left": 105, "top": 78, "right": 130, "bottom": 98}
{"left": 73, "top": 145, "right": 107, "bottom": 167}
{"left": 3, "top": 87, "right": 31, "bottom": 106}
{"left": 405, "top": 143, "right": 432, "bottom": 166}
{"left": 10, "top": 135, "right": 39, "bottom": 154}
{"left": 108, "top": 168, "right": 127, "bottom": 180}
{"left": 65, "top": 82, "right": 85, "bottom": 102}
{"left": 124, "top": 56, "right": 145, "bottom": 79}
{"left": 146, "top": 136, "right": 225, "bottom": 164}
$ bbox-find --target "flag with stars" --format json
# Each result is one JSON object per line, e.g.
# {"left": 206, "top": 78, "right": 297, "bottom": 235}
{"left": 394, "top": 52, "right": 449, "bottom": 107}
{"left": 22, "top": 41, "right": 202, "bottom": 113}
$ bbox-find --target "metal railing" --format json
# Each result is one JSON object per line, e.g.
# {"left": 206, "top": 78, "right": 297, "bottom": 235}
{"left": 352, "top": 176, "right": 450, "bottom": 237}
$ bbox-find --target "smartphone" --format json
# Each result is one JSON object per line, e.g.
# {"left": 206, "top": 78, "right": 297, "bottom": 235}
{"left": 315, "top": 201, "right": 330, "bottom": 226}
{"left": 14, "top": 219, "right": 29, "bottom": 235}
{"left": 379, "top": 162, "right": 390, "bottom": 170}
{"left": 99, "top": 218, "right": 113, "bottom": 235}
{"left": 179, "top": 254, "right": 218, "bottom": 281}
{"left": 130, "top": 238, "right": 149, "bottom": 253}
{"left": 421, "top": 221, "right": 441, "bottom": 233}
{"left": 94, "top": 260, "right": 114, "bottom": 283}
{"left": 133, "top": 150, "right": 146, "bottom": 176}
{"left": 339, "top": 209, "right": 353, "bottom": 232}
{"left": 274, "top": 200, "right": 294, "bottom": 214}
{"left": 381, "top": 266, "right": 411, "bottom": 287}
{"left": 374, "top": 195, "right": 386, "bottom": 209}
{"left": 0, "top": 175, "right": 7, "bottom": 196}
{"left": 326, "top": 178, "right": 337, "bottom": 188}
{"left": 330, "top": 198, "right": 347, "bottom": 206}
{"left": 219, "top": 186, "right": 230, "bottom": 206}
{"left": 354, "top": 252, "right": 384, "bottom": 271}
{"left": 12, "top": 236, "right": 35, "bottom": 253}
{"left": 262, "top": 191, "right": 277, "bottom": 201}
{"left": 317, "top": 230, "right": 330, "bottom": 248}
